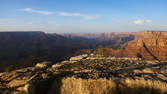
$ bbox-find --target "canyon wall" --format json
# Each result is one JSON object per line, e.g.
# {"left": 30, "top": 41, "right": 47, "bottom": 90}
{"left": 108, "top": 31, "right": 167, "bottom": 61}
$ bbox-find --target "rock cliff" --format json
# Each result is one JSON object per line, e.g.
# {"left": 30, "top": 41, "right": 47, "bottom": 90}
{"left": 107, "top": 31, "right": 167, "bottom": 61}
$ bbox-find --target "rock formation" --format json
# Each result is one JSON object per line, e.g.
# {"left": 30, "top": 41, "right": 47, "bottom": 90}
{"left": 1, "top": 31, "right": 167, "bottom": 93}
{"left": 1, "top": 54, "right": 167, "bottom": 94}
{"left": 2, "top": 31, "right": 167, "bottom": 72}
{"left": 107, "top": 31, "right": 167, "bottom": 61}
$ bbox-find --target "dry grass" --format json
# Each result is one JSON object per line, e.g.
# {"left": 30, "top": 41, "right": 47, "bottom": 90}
{"left": 61, "top": 77, "right": 116, "bottom": 94}
{"left": 123, "top": 78, "right": 167, "bottom": 94}
{"left": 48, "top": 77, "right": 167, "bottom": 94}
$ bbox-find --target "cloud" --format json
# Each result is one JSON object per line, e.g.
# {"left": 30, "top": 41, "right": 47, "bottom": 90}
{"left": 27, "top": 22, "right": 33, "bottom": 25}
{"left": 20, "top": 8, "right": 53, "bottom": 15}
{"left": 0, "top": 18, "right": 20, "bottom": 25}
{"left": 19, "top": 9, "right": 99, "bottom": 19}
{"left": 134, "top": 19, "right": 144, "bottom": 25}
{"left": 145, "top": 20, "right": 152, "bottom": 23}
{"left": 59, "top": 12, "right": 99, "bottom": 20}
{"left": 134, "top": 19, "right": 152, "bottom": 25}
{"left": 0, "top": 18, "right": 16, "bottom": 23}
{"left": 27, "top": 21, "right": 41, "bottom": 25}
{"left": 47, "top": 21, "right": 56, "bottom": 24}
{"left": 27, "top": 21, "right": 56, "bottom": 25}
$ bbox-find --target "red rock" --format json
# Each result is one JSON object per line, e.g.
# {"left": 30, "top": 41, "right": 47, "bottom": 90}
{"left": 107, "top": 31, "right": 167, "bottom": 61}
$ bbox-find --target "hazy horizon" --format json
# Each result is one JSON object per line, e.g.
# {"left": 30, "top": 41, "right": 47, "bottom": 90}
{"left": 1, "top": 0, "right": 167, "bottom": 33}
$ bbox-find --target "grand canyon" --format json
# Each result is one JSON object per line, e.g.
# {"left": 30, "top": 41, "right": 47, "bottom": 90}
{"left": 1, "top": 0, "right": 167, "bottom": 94}
{"left": 0, "top": 31, "right": 167, "bottom": 72}
{"left": 1, "top": 31, "right": 167, "bottom": 94}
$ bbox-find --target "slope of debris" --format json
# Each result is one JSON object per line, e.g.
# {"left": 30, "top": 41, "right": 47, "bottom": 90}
{"left": 0, "top": 54, "right": 167, "bottom": 94}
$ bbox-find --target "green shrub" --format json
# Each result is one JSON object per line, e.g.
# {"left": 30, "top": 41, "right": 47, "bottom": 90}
{"left": 4, "top": 66, "right": 13, "bottom": 72}
{"left": 95, "top": 45, "right": 109, "bottom": 56}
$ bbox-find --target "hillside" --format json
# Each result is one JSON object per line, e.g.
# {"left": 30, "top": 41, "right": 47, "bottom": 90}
{"left": 0, "top": 31, "right": 93, "bottom": 72}
{"left": 0, "top": 54, "right": 167, "bottom": 94}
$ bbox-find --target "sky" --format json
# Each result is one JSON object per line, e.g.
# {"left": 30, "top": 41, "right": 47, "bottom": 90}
{"left": 0, "top": 0, "right": 167, "bottom": 33}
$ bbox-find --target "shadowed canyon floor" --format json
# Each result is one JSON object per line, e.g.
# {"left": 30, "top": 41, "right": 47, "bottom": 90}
{"left": 1, "top": 54, "right": 167, "bottom": 94}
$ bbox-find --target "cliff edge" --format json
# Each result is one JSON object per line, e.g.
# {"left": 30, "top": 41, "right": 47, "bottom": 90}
{"left": 1, "top": 54, "right": 167, "bottom": 94}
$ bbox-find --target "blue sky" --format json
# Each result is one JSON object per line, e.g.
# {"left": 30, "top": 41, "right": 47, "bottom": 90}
{"left": 0, "top": 0, "right": 167, "bottom": 33}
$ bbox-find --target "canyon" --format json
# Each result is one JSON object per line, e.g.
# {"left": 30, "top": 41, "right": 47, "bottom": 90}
{"left": 106, "top": 31, "right": 167, "bottom": 61}
{"left": 64, "top": 31, "right": 167, "bottom": 61}
{"left": 0, "top": 31, "right": 167, "bottom": 94}
{"left": 0, "top": 31, "right": 167, "bottom": 72}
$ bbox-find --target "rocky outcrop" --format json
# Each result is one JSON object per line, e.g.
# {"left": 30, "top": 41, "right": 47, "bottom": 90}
{"left": 35, "top": 61, "right": 52, "bottom": 69}
{"left": 107, "top": 31, "right": 167, "bottom": 61}
{"left": 69, "top": 54, "right": 88, "bottom": 61}
{"left": 1, "top": 54, "right": 167, "bottom": 94}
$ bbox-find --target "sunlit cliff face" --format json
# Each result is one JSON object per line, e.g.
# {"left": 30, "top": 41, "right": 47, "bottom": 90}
{"left": 106, "top": 31, "right": 167, "bottom": 61}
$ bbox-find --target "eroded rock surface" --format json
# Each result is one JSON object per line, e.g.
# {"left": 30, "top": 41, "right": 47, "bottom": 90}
{"left": 107, "top": 31, "right": 167, "bottom": 61}
{"left": 0, "top": 54, "right": 167, "bottom": 94}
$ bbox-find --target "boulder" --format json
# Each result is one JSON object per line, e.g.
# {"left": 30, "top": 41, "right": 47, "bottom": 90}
{"left": 35, "top": 61, "right": 52, "bottom": 69}
{"left": 70, "top": 54, "right": 88, "bottom": 61}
